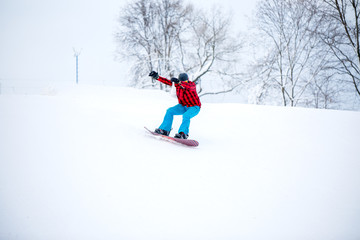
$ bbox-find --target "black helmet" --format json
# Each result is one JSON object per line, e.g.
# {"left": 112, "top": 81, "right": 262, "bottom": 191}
{"left": 178, "top": 73, "right": 189, "bottom": 82}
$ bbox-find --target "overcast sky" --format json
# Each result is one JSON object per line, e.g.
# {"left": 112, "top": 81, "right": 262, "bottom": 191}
{"left": 0, "top": 0, "right": 257, "bottom": 87}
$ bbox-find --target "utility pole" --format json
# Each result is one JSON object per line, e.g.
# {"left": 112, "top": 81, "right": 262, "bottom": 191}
{"left": 73, "top": 48, "right": 82, "bottom": 84}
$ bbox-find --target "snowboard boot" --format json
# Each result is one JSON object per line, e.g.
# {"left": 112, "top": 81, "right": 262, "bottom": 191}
{"left": 154, "top": 128, "right": 170, "bottom": 136}
{"left": 174, "top": 132, "right": 188, "bottom": 139}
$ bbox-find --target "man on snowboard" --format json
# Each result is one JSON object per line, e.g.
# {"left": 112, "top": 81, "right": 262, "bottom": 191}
{"left": 149, "top": 71, "right": 201, "bottom": 139}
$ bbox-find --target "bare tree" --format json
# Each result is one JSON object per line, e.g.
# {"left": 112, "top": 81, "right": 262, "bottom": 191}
{"left": 115, "top": 0, "right": 157, "bottom": 87}
{"left": 153, "top": 0, "right": 193, "bottom": 78}
{"left": 115, "top": 0, "right": 191, "bottom": 88}
{"left": 252, "top": 0, "right": 335, "bottom": 107}
{"left": 115, "top": 0, "right": 244, "bottom": 96}
{"left": 322, "top": 0, "right": 360, "bottom": 96}
{"left": 184, "top": 7, "right": 244, "bottom": 96}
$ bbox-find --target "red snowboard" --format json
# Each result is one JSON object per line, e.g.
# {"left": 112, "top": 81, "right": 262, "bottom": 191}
{"left": 144, "top": 127, "right": 199, "bottom": 147}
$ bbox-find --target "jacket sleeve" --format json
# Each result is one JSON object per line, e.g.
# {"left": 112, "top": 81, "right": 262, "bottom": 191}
{"left": 181, "top": 81, "right": 197, "bottom": 92}
{"left": 157, "top": 76, "right": 173, "bottom": 86}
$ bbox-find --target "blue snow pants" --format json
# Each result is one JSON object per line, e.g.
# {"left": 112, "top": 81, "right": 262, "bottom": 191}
{"left": 159, "top": 104, "right": 200, "bottom": 135}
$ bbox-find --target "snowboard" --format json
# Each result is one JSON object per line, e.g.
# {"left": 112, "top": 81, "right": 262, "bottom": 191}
{"left": 144, "top": 127, "right": 199, "bottom": 147}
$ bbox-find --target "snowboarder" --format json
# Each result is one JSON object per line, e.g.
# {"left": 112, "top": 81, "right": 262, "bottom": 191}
{"left": 149, "top": 71, "right": 201, "bottom": 139}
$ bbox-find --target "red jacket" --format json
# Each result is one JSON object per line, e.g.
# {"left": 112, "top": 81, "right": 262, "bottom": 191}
{"left": 158, "top": 76, "right": 201, "bottom": 108}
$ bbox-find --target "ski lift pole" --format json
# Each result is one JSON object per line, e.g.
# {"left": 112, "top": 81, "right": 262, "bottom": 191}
{"left": 73, "top": 48, "right": 82, "bottom": 84}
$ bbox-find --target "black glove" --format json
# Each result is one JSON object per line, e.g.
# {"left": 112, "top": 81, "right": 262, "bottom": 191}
{"left": 171, "top": 77, "right": 180, "bottom": 84}
{"left": 149, "top": 71, "right": 159, "bottom": 80}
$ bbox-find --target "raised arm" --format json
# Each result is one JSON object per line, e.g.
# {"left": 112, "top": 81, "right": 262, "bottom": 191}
{"left": 149, "top": 71, "right": 172, "bottom": 86}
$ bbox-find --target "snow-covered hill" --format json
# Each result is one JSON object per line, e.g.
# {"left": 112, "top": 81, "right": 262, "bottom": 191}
{"left": 1, "top": 85, "right": 360, "bottom": 240}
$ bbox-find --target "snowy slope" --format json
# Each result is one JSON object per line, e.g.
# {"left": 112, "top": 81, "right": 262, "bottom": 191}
{"left": 0, "top": 85, "right": 360, "bottom": 240}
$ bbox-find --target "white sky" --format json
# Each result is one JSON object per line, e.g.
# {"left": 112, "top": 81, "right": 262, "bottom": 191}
{"left": 0, "top": 0, "right": 257, "bottom": 86}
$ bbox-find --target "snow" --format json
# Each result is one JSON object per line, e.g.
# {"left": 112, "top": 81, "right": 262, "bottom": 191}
{"left": 1, "top": 85, "right": 360, "bottom": 240}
